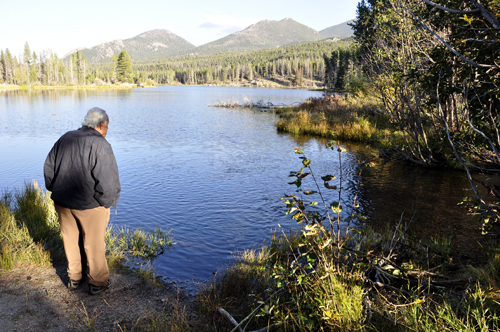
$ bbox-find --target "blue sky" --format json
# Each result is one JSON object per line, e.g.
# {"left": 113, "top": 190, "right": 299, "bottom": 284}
{"left": 1, "top": 0, "right": 360, "bottom": 58}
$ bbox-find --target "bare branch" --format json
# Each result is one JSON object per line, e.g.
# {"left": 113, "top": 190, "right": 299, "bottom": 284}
{"left": 420, "top": 0, "right": 480, "bottom": 15}
{"left": 470, "top": 0, "right": 500, "bottom": 30}
{"left": 463, "top": 38, "right": 500, "bottom": 43}
{"left": 462, "top": 86, "right": 500, "bottom": 164}
{"left": 404, "top": 6, "right": 499, "bottom": 69}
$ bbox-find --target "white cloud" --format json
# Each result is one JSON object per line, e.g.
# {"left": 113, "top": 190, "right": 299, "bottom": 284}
{"left": 197, "top": 15, "right": 259, "bottom": 36}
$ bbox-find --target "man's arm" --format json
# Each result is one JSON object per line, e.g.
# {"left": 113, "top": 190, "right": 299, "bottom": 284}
{"left": 43, "top": 142, "right": 58, "bottom": 192}
{"left": 92, "top": 141, "right": 121, "bottom": 210}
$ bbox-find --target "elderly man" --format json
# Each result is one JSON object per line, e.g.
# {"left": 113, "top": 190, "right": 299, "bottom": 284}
{"left": 44, "top": 107, "right": 120, "bottom": 295}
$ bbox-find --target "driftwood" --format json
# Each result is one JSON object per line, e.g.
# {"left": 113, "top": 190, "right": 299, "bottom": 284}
{"left": 217, "top": 307, "right": 275, "bottom": 332}
{"left": 209, "top": 99, "right": 300, "bottom": 110}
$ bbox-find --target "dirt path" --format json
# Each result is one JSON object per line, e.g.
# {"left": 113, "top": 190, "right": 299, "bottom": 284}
{"left": 0, "top": 264, "right": 197, "bottom": 331}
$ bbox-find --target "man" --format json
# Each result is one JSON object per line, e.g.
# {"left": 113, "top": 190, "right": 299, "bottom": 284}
{"left": 44, "top": 107, "right": 121, "bottom": 295}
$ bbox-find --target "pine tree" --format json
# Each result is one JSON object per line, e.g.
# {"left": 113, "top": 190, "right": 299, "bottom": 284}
{"left": 116, "top": 50, "right": 133, "bottom": 83}
{"left": 30, "top": 52, "right": 38, "bottom": 84}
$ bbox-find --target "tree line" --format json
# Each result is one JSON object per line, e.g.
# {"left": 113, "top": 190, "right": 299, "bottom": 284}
{"left": 0, "top": 39, "right": 352, "bottom": 87}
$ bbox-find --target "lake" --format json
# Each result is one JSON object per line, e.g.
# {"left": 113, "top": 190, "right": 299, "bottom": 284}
{"left": 0, "top": 86, "right": 483, "bottom": 291}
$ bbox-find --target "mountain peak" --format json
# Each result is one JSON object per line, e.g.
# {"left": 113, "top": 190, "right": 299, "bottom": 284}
{"left": 65, "top": 29, "right": 195, "bottom": 63}
{"left": 319, "top": 19, "right": 355, "bottom": 38}
{"left": 137, "top": 29, "right": 174, "bottom": 39}
{"left": 195, "top": 18, "right": 324, "bottom": 55}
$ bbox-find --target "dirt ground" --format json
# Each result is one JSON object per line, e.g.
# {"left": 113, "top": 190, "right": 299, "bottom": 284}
{"left": 0, "top": 264, "right": 198, "bottom": 331}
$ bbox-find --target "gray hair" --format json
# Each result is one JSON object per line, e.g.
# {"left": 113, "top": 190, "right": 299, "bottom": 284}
{"left": 82, "top": 107, "right": 108, "bottom": 128}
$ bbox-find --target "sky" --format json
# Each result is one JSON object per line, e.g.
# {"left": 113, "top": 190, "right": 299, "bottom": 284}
{"left": 1, "top": 0, "right": 360, "bottom": 58}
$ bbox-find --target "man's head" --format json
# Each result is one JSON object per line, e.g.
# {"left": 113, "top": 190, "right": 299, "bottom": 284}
{"left": 82, "top": 107, "right": 109, "bottom": 138}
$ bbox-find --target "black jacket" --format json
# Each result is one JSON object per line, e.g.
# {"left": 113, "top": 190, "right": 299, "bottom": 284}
{"left": 44, "top": 126, "right": 121, "bottom": 210}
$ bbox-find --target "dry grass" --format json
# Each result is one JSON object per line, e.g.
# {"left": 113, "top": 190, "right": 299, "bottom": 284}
{"left": 277, "top": 94, "right": 396, "bottom": 143}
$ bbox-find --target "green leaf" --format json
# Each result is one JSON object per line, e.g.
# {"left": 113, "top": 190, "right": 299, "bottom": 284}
{"left": 298, "top": 275, "right": 307, "bottom": 285}
{"left": 321, "top": 175, "right": 336, "bottom": 181}
{"left": 330, "top": 202, "right": 343, "bottom": 213}
{"left": 304, "top": 190, "right": 317, "bottom": 195}
{"left": 324, "top": 182, "right": 338, "bottom": 190}
{"left": 294, "top": 147, "right": 304, "bottom": 154}
{"left": 302, "top": 159, "right": 311, "bottom": 166}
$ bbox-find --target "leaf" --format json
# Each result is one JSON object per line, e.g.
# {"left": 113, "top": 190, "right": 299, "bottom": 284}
{"left": 324, "top": 182, "right": 338, "bottom": 190}
{"left": 321, "top": 175, "right": 336, "bottom": 181}
{"left": 297, "top": 172, "right": 311, "bottom": 179}
{"left": 330, "top": 202, "right": 343, "bottom": 213}
{"left": 298, "top": 275, "right": 308, "bottom": 285}
{"left": 304, "top": 190, "right": 317, "bottom": 195}
{"left": 326, "top": 140, "right": 336, "bottom": 148}
{"left": 302, "top": 159, "right": 311, "bottom": 167}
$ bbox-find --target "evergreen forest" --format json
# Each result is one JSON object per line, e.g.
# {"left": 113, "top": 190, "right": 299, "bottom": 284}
{"left": 0, "top": 39, "right": 354, "bottom": 88}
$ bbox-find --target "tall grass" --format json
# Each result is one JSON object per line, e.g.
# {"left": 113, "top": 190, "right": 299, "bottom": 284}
{"left": 277, "top": 94, "right": 398, "bottom": 144}
{"left": 0, "top": 182, "right": 60, "bottom": 268}
{"left": 0, "top": 181, "right": 173, "bottom": 271}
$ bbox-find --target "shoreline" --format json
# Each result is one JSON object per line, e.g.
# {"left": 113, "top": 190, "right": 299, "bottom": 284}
{"left": 0, "top": 79, "right": 326, "bottom": 92}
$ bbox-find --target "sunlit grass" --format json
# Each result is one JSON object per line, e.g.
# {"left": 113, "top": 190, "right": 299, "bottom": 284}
{"left": 195, "top": 224, "right": 500, "bottom": 331}
{"left": 277, "top": 94, "right": 399, "bottom": 144}
{"left": 0, "top": 182, "right": 173, "bottom": 271}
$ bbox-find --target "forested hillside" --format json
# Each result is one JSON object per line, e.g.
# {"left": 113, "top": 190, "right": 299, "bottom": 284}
{"left": 0, "top": 38, "right": 353, "bottom": 87}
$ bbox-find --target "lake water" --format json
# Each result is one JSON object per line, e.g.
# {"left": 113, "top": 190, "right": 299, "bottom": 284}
{"left": 0, "top": 86, "right": 484, "bottom": 290}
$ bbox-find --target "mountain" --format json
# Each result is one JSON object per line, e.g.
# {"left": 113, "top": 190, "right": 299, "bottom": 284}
{"left": 194, "top": 18, "right": 325, "bottom": 55}
{"left": 67, "top": 29, "right": 195, "bottom": 63}
{"left": 319, "top": 20, "right": 355, "bottom": 38}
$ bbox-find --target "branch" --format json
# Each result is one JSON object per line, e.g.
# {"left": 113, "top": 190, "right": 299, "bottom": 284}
{"left": 470, "top": 0, "right": 500, "bottom": 30}
{"left": 463, "top": 90, "right": 500, "bottom": 165}
{"left": 405, "top": 7, "right": 499, "bottom": 68}
{"left": 420, "top": 0, "right": 480, "bottom": 15}
{"left": 217, "top": 308, "right": 243, "bottom": 332}
{"left": 463, "top": 39, "right": 500, "bottom": 43}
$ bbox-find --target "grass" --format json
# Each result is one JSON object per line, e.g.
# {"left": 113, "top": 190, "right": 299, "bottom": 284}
{"left": 277, "top": 93, "right": 398, "bottom": 144}
{"left": 0, "top": 181, "right": 173, "bottom": 272}
{"left": 194, "top": 226, "right": 500, "bottom": 331}
{"left": 0, "top": 182, "right": 59, "bottom": 268}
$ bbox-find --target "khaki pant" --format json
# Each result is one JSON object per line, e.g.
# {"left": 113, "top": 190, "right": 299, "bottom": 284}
{"left": 55, "top": 205, "right": 110, "bottom": 287}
